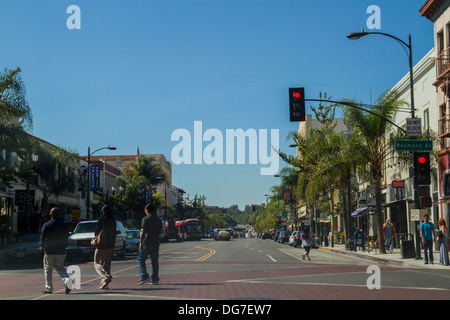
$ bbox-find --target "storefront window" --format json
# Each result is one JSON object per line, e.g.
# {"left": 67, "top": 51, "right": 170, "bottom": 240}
{"left": 445, "top": 175, "right": 450, "bottom": 196}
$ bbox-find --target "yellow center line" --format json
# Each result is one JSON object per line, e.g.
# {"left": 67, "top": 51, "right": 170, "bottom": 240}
{"left": 195, "top": 242, "right": 221, "bottom": 261}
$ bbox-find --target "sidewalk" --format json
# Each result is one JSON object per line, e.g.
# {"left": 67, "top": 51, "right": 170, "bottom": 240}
{"left": 319, "top": 244, "right": 449, "bottom": 269}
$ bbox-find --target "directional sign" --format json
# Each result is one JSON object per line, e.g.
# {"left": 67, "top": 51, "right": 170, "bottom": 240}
{"left": 395, "top": 140, "right": 432, "bottom": 152}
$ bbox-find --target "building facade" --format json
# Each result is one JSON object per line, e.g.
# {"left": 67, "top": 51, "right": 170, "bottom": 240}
{"left": 421, "top": 0, "right": 450, "bottom": 225}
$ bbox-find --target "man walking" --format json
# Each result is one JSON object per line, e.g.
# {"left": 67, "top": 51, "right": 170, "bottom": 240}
{"left": 39, "top": 207, "right": 71, "bottom": 294}
{"left": 420, "top": 214, "right": 436, "bottom": 265}
{"left": 137, "top": 204, "right": 162, "bottom": 285}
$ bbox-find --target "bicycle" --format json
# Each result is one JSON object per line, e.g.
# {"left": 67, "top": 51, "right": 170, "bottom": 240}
{"left": 365, "top": 236, "right": 378, "bottom": 253}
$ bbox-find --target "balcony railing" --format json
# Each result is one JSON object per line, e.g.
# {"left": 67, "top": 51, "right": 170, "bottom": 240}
{"left": 436, "top": 47, "right": 450, "bottom": 81}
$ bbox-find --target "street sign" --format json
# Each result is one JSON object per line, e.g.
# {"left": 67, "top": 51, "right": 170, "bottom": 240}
{"left": 392, "top": 180, "right": 405, "bottom": 188}
{"left": 406, "top": 118, "right": 421, "bottom": 137}
{"left": 411, "top": 209, "right": 420, "bottom": 221}
{"left": 395, "top": 140, "right": 432, "bottom": 151}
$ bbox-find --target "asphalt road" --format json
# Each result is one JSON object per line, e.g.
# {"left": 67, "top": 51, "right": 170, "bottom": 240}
{"left": 1, "top": 237, "right": 449, "bottom": 302}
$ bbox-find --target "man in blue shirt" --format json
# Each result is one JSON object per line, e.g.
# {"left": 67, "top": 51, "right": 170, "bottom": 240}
{"left": 420, "top": 214, "right": 436, "bottom": 264}
{"left": 137, "top": 204, "right": 162, "bottom": 285}
{"left": 40, "top": 207, "right": 71, "bottom": 294}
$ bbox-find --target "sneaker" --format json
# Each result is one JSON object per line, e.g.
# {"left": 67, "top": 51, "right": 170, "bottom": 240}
{"left": 65, "top": 284, "right": 71, "bottom": 294}
{"left": 99, "top": 283, "right": 109, "bottom": 290}
{"left": 137, "top": 278, "right": 150, "bottom": 285}
{"left": 42, "top": 290, "right": 52, "bottom": 294}
{"left": 307, "top": 257, "right": 311, "bottom": 261}
{"left": 149, "top": 281, "right": 159, "bottom": 285}
{"left": 302, "top": 255, "right": 305, "bottom": 260}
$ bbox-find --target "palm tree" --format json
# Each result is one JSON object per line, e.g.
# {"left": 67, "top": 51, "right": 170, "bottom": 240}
{"left": 116, "top": 156, "right": 167, "bottom": 225}
{"left": 341, "top": 90, "right": 407, "bottom": 254}
{"left": 0, "top": 67, "right": 33, "bottom": 186}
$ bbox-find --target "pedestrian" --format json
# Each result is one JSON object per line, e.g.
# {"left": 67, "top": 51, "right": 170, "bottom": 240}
{"left": 383, "top": 219, "right": 395, "bottom": 253}
{"left": 39, "top": 207, "right": 71, "bottom": 294}
{"left": 437, "top": 218, "right": 449, "bottom": 266}
{"left": 137, "top": 203, "right": 162, "bottom": 285}
{"left": 301, "top": 227, "right": 314, "bottom": 261}
{"left": 94, "top": 205, "right": 117, "bottom": 290}
{"left": 420, "top": 214, "right": 436, "bottom": 265}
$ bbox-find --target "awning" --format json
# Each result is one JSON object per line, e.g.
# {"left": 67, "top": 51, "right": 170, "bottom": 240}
{"left": 351, "top": 207, "right": 368, "bottom": 218}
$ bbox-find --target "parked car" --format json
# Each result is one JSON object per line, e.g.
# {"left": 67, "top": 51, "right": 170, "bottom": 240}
{"left": 273, "top": 231, "right": 281, "bottom": 241}
{"left": 66, "top": 220, "right": 127, "bottom": 261}
{"left": 5, "top": 233, "right": 43, "bottom": 263}
{"left": 278, "top": 231, "right": 292, "bottom": 244}
{"left": 125, "top": 229, "right": 140, "bottom": 255}
{"left": 289, "top": 231, "right": 301, "bottom": 247}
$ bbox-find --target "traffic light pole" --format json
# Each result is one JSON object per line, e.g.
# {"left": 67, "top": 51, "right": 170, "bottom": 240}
{"left": 304, "top": 99, "right": 407, "bottom": 134}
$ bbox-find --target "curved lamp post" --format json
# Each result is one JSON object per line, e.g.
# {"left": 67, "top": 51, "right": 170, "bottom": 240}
{"left": 347, "top": 28, "right": 415, "bottom": 118}
{"left": 347, "top": 28, "right": 423, "bottom": 258}
{"left": 86, "top": 145, "right": 116, "bottom": 220}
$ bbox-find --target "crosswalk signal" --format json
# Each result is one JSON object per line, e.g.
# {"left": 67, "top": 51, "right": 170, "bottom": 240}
{"left": 414, "top": 152, "right": 431, "bottom": 187}
{"left": 419, "top": 196, "right": 432, "bottom": 209}
{"left": 289, "top": 88, "right": 305, "bottom": 122}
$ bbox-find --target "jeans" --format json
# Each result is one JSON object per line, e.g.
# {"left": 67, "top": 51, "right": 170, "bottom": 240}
{"left": 423, "top": 240, "right": 434, "bottom": 263}
{"left": 137, "top": 242, "right": 159, "bottom": 282}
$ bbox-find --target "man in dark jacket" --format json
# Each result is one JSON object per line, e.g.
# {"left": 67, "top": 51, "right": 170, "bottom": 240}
{"left": 137, "top": 203, "right": 162, "bottom": 285}
{"left": 40, "top": 207, "right": 71, "bottom": 294}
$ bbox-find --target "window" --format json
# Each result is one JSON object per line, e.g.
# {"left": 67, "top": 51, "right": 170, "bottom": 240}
{"left": 445, "top": 175, "right": 450, "bottom": 196}
{"left": 424, "top": 108, "right": 430, "bottom": 131}
{"left": 438, "top": 30, "right": 444, "bottom": 55}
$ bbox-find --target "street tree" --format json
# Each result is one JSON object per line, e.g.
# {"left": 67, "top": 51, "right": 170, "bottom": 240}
{"left": 341, "top": 89, "right": 407, "bottom": 254}
{"left": 116, "top": 156, "right": 167, "bottom": 225}
{"left": 0, "top": 67, "right": 33, "bottom": 186}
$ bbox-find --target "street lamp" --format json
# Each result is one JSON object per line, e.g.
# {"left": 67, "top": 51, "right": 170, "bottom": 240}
{"left": 347, "top": 28, "right": 422, "bottom": 257}
{"left": 346, "top": 28, "right": 415, "bottom": 118}
{"left": 86, "top": 145, "right": 116, "bottom": 220}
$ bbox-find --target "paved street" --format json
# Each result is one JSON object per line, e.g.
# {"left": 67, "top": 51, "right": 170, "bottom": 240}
{"left": 1, "top": 237, "right": 449, "bottom": 301}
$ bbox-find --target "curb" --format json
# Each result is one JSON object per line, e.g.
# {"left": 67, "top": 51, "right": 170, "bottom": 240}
{"left": 319, "top": 247, "right": 405, "bottom": 267}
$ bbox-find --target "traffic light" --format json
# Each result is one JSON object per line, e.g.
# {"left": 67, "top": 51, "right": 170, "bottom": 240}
{"left": 289, "top": 87, "right": 305, "bottom": 122}
{"left": 252, "top": 205, "right": 256, "bottom": 212}
{"left": 413, "top": 152, "right": 431, "bottom": 186}
{"left": 419, "top": 196, "right": 432, "bottom": 209}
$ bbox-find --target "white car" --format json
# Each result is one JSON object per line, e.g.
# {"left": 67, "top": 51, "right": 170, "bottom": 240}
{"left": 289, "top": 231, "right": 301, "bottom": 247}
{"left": 66, "top": 220, "right": 127, "bottom": 261}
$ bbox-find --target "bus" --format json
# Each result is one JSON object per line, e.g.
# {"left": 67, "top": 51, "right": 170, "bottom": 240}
{"left": 175, "top": 219, "right": 203, "bottom": 241}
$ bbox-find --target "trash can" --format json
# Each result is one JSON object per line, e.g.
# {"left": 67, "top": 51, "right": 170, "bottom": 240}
{"left": 400, "top": 234, "right": 416, "bottom": 259}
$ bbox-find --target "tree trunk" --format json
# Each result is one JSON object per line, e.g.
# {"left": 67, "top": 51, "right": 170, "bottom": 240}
{"left": 375, "top": 180, "right": 386, "bottom": 254}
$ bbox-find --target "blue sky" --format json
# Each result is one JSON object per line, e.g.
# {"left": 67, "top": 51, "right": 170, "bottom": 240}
{"left": 0, "top": 0, "right": 434, "bottom": 210}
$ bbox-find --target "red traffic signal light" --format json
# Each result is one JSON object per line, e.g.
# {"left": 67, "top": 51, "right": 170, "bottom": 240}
{"left": 419, "top": 196, "right": 432, "bottom": 208}
{"left": 289, "top": 87, "right": 305, "bottom": 122}
{"left": 414, "top": 152, "right": 431, "bottom": 186}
